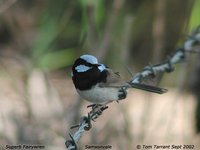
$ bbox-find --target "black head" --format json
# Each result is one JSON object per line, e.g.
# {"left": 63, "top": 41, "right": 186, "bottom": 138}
{"left": 71, "top": 54, "right": 107, "bottom": 90}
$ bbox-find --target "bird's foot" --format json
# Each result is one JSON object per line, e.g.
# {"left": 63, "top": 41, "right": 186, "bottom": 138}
{"left": 87, "top": 104, "right": 108, "bottom": 120}
{"left": 87, "top": 104, "right": 102, "bottom": 109}
{"left": 118, "top": 87, "right": 128, "bottom": 100}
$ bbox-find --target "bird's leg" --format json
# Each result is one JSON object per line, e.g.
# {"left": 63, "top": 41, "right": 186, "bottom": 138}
{"left": 70, "top": 103, "right": 110, "bottom": 130}
{"left": 87, "top": 104, "right": 102, "bottom": 109}
{"left": 89, "top": 105, "right": 108, "bottom": 120}
{"left": 87, "top": 101, "right": 111, "bottom": 110}
{"left": 87, "top": 102, "right": 111, "bottom": 120}
{"left": 118, "top": 87, "right": 128, "bottom": 100}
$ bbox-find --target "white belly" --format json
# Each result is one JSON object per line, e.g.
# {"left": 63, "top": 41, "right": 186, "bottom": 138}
{"left": 77, "top": 85, "right": 121, "bottom": 104}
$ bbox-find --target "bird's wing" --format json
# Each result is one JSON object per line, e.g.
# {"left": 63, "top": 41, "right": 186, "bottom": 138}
{"left": 99, "top": 69, "right": 167, "bottom": 94}
{"left": 99, "top": 69, "right": 130, "bottom": 88}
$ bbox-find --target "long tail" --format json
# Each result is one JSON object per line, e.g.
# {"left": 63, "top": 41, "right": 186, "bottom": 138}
{"left": 129, "top": 83, "right": 168, "bottom": 94}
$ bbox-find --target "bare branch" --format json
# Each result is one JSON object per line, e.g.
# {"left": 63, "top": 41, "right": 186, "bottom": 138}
{"left": 132, "top": 26, "right": 200, "bottom": 84}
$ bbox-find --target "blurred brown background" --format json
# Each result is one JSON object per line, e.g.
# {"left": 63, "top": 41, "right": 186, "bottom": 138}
{"left": 0, "top": 0, "right": 200, "bottom": 149}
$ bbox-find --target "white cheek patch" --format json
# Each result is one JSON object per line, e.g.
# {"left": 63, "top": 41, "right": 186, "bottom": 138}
{"left": 75, "top": 65, "right": 92, "bottom": 72}
{"left": 98, "top": 64, "right": 106, "bottom": 72}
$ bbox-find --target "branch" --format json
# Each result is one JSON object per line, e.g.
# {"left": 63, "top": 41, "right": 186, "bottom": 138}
{"left": 65, "top": 26, "right": 200, "bottom": 150}
{"left": 132, "top": 26, "right": 200, "bottom": 84}
{"left": 65, "top": 105, "right": 108, "bottom": 150}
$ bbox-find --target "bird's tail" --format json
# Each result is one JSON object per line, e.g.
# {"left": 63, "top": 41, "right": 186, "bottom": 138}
{"left": 129, "top": 83, "right": 167, "bottom": 94}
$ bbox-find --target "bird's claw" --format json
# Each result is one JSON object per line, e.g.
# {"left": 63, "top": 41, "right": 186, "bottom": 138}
{"left": 88, "top": 104, "right": 108, "bottom": 120}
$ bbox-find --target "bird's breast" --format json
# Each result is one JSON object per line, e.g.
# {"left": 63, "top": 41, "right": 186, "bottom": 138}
{"left": 76, "top": 85, "right": 121, "bottom": 104}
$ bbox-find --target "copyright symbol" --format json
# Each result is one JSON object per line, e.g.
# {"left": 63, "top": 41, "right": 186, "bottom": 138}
{"left": 137, "top": 145, "right": 141, "bottom": 149}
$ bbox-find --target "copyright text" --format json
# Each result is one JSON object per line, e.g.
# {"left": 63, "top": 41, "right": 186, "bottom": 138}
{"left": 136, "top": 144, "right": 195, "bottom": 149}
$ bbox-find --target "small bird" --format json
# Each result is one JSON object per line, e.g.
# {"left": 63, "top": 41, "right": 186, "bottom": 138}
{"left": 71, "top": 54, "right": 167, "bottom": 104}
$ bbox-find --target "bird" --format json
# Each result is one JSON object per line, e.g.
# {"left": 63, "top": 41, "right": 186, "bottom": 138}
{"left": 71, "top": 54, "right": 167, "bottom": 105}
